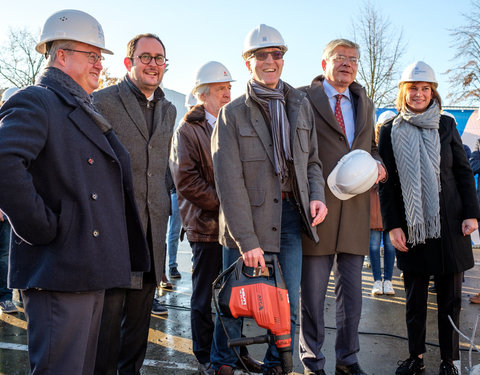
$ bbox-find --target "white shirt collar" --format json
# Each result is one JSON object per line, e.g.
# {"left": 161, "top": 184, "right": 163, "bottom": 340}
{"left": 204, "top": 110, "right": 217, "bottom": 128}
{"left": 323, "top": 79, "right": 351, "bottom": 101}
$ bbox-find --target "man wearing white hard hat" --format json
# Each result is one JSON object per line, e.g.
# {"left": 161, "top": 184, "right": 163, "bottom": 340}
{"left": 299, "top": 39, "right": 386, "bottom": 375}
{"left": 0, "top": 9, "right": 149, "bottom": 375}
{"left": 170, "top": 61, "right": 260, "bottom": 374}
{"left": 92, "top": 33, "right": 176, "bottom": 374}
{"left": 211, "top": 24, "right": 327, "bottom": 375}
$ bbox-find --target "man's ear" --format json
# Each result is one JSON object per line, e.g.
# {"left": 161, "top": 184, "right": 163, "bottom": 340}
{"left": 321, "top": 59, "right": 327, "bottom": 72}
{"left": 124, "top": 57, "right": 133, "bottom": 72}
{"left": 245, "top": 59, "right": 252, "bottom": 74}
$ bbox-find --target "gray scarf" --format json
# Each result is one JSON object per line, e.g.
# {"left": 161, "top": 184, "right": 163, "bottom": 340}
{"left": 248, "top": 79, "right": 292, "bottom": 180}
{"left": 39, "top": 67, "right": 112, "bottom": 133}
{"left": 391, "top": 100, "right": 441, "bottom": 245}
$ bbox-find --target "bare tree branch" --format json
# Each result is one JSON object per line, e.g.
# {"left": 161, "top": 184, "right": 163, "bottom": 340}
{"left": 0, "top": 27, "right": 45, "bottom": 88}
{"left": 446, "top": 0, "right": 480, "bottom": 104}
{"left": 351, "top": 1, "right": 406, "bottom": 107}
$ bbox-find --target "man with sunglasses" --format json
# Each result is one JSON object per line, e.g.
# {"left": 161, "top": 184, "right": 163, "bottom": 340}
{"left": 299, "top": 39, "right": 386, "bottom": 375}
{"left": 0, "top": 10, "right": 150, "bottom": 375}
{"left": 92, "top": 33, "right": 176, "bottom": 375}
{"left": 210, "top": 24, "right": 327, "bottom": 375}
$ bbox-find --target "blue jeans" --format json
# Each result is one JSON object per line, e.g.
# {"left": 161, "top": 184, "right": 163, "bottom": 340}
{"left": 369, "top": 229, "right": 395, "bottom": 281}
{"left": 211, "top": 198, "right": 302, "bottom": 370}
{"left": 167, "top": 192, "right": 182, "bottom": 270}
{"left": 0, "top": 220, "right": 11, "bottom": 302}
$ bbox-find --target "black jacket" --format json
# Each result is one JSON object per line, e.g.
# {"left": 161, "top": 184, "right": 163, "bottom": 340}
{"left": 0, "top": 74, "right": 149, "bottom": 291}
{"left": 378, "top": 114, "right": 480, "bottom": 274}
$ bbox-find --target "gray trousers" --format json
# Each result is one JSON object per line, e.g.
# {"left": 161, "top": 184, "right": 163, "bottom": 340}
{"left": 299, "top": 253, "right": 364, "bottom": 371}
{"left": 23, "top": 289, "right": 104, "bottom": 375}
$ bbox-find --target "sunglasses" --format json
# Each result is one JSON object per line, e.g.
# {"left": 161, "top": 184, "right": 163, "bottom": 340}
{"left": 250, "top": 50, "right": 285, "bottom": 61}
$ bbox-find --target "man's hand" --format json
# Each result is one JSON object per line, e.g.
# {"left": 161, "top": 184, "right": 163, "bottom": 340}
{"left": 462, "top": 218, "right": 478, "bottom": 236}
{"left": 376, "top": 163, "right": 387, "bottom": 184}
{"left": 242, "top": 247, "right": 266, "bottom": 272}
{"left": 0, "top": 210, "right": 4, "bottom": 222}
{"left": 389, "top": 227, "right": 408, "bottom": 252}
{"left": 310, "top": 200, "right": 328, "bottom": 226}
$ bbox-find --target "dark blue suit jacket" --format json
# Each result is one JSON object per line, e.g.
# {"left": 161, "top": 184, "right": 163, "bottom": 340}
{"left": 0, "top": 74, "right": 149, "bottom": 291}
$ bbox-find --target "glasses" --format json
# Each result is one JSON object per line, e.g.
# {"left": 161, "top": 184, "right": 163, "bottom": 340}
{"left": 134, "top": 54, "right": 168, "bottom": 66}
{"left": 62, "top": 49, "right": 104, "bottom": 64}
{"left": 250, "top": 50, "right": 285, "bottom": 61}
{"left": 330, "top": 54, "right": 359, "bottom": 65}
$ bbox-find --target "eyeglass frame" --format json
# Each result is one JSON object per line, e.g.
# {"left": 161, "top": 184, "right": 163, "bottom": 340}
{"left": 61, "top": 49, "right": 104, "bottom": 65}
{"left": 248, "top": 50, "right": 285, "bottom": 61}
{"left": 133, "top": 54, "right": 168, "bottom": 66}
{"left": 329, "top": 54, "right": 359, "bottom": 65}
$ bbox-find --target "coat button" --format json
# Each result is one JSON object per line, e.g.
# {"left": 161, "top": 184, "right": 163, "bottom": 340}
{"left": 92, "top": 230, "right": 100, "bottom": 237}
{"left": 91, "top": 193, "right": 98, "bottom": 200}
{"left": 147, "top": 171, "right": 152, "bottom": 177}
{"left": 339, "top": 136, "right": 345, "bottom": 141}
{"left": 274, "top": 198, "right": 279, "bottom": 203}
{"left": 272, "top": 227, "right": 277, "bottom": 232}
{"left": 88, "top": 157, "right": 94, "bottom": 165}
{"left": 148, "top": 144, "right": 153, "bottom": 149}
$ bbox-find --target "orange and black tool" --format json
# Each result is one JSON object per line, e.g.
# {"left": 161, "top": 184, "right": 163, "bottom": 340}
{"left": 213, "top": 254, "right": 292, "bottom": 374}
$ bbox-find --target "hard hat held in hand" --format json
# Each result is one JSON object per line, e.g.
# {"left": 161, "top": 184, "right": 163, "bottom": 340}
{"left": 192, "top": 61, "right": 234, "bottom": 95}
{"left": 242, "top": 24, "right": 287, "bottom": 60}
{"left": 328, "top": 150, "right": 378, "bottom": 201}
{"left": 36, "top": 9, "right": 113, "bottom": 55}
{"left": 399, "top": 61, "right": 437, "bottom": 86}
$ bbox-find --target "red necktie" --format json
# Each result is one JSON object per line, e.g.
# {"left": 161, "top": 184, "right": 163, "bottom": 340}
{"left": 335, "top": 94, "right": 346, "bottom": 135}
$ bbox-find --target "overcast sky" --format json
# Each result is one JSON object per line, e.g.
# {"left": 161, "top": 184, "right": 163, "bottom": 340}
{"left": 0, "top": 0, "right": 472, "bottom": 105}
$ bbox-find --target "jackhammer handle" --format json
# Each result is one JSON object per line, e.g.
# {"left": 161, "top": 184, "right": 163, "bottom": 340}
{"left": 280, "top": 350, "right": 293, "bottom": 374}
{"left": 228, "top": 334, "right": 275, "bottom": 347}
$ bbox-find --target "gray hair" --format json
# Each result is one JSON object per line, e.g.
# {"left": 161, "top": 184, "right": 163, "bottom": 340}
{"left": 193, "top": 84, "right": 210, "bottom": 102}
{"left": 46, "top": 40, "right": 77, "bottom": 66}
{"left": 322, "top": 39, "right": 360, "bottom": 61}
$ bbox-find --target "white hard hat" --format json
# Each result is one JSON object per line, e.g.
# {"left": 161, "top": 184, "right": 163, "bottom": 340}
{"left": 242, "top": 24, "right": 287, "bottom": 60}
{"left": 192, "top": 61, "right": 234, "bottom": 95}
{"left": 36, "top": 9, "right": 113, "bottom": 55}
{"left": 185, "top": 92, "right": 197, "bottom": 108}
{"left": 1, "top": 87, "right": 19, "bottom": 103}
{"left": 399, "top": 61, "right": 437, "bottom": 86}
{"left": 327, "top": 149, "right": 378, "bottom": 201}
{"left": 377, "top": 110, "right": 396, "bottom": 124}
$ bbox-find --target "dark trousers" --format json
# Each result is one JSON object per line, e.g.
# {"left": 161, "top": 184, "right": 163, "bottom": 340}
{"left": 94, "top": 278, "right": 156, "bottom": 375}
{"left": 23, "top": 289, "right": 104, "bottom": 375}
{"left": 403, "top": 271, "right": 462, "bottom": 361}
{"left": 190, "top": 241, "right": 222, "bottom": 364}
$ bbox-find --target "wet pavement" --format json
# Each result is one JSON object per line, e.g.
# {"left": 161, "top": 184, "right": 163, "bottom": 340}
{"left": 0, "top": 241, "right": 479, "bottom": 375}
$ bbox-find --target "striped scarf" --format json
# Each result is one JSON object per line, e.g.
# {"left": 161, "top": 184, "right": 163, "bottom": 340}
{"left": 249, "top": 79, "right": 292, "bottom": 180}
{"left": 391, "top": 100, "right": 441, "bottom": 246}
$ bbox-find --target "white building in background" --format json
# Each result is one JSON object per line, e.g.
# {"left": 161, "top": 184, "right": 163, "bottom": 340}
{"left": 163, "top": 87, "right": 187, "bottom": 129}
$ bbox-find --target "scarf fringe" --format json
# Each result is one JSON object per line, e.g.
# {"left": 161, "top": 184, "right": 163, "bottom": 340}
{"left": 407, "top": 213, "right": 441, "bottom": 246}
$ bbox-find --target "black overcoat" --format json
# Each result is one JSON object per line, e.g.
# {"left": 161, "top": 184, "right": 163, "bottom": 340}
{"left": 0, "top": 74, "right": 149, "bottom": 291}
{"left": 378, "top": 114, "right": 480, "bottom": 274}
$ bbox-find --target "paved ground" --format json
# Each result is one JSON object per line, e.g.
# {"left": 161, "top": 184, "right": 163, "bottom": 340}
{"left": 0, "top": 241, "right": 479, "bottom": 375}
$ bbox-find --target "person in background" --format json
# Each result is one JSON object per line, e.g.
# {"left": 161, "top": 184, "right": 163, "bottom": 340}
{"left": 378, "top": 61, "right": 480, "bottom": 375}
{"left": 468, "top": 135, "right": 480, "bottom": 304}
{"left": 0, "top": 88, "right": 19, "bottom": 315}
{"left": 166, "top": 186, "right": 182, "bottom": 279}
{"left": 93, "top": 33, "right": 176, "bottom": 374}
{"left": 210, "top": 24, "right": 327, "bottom": 375}
{"left": 0, "top": 10, "right": 150, "bottom": 374}
{"left": 370, "top": 110, "right": 397, "bottom": 296}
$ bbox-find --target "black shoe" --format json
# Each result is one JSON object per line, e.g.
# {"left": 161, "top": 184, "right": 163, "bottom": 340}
{"left": 439, "top": 361, "right": 458, "bottom": 375}
{"left": 395, "top": 356, "right": 425, "bottom": 375}
{"left": 264, "top": 366, "right": 283, "bottom": 375}
{"left": 429, "top": 284, "right": 436, "bottom": 293}
{"left": 169, "top": 267, "right": 181, "bottom": 279}
{"left": 305, "top": 369, "right": 326, "bottom": 375}
{"left": 215, "top": 365, "right": 234, "bottom": 375}
{"left": 237, "top": 354, "right": 262, "bottom": 373}
{"left": 151, "top": 299, "right": 168, "bottom": 315}
{"left": 335, "top": 363, "right": 367, "bottom": 375}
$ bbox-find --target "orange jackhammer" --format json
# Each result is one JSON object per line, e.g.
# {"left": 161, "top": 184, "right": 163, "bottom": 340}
{"left": 213, "top": 254, "right": 293, "bottom": 374}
